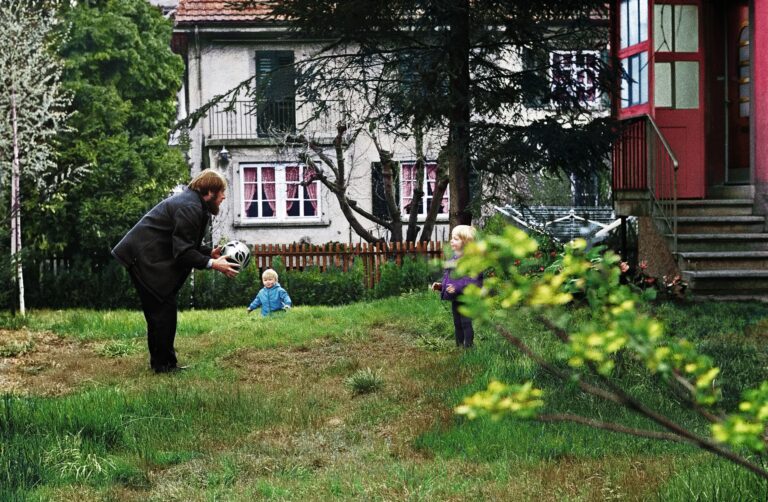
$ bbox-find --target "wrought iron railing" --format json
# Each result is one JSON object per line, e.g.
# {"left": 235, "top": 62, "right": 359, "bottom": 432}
{"left": 612, "top": 114, "right": 679, "bottom": 253}
{"left": 206, "top": 100, "right": 343, "bottom": 140}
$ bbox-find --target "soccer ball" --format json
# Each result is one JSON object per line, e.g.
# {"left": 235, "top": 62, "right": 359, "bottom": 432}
{"left": 221, "top": 240, "right": 251, "bottom": 269}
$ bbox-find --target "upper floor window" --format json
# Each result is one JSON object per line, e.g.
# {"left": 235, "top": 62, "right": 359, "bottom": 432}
{"left": 256, "top": 51, "right": 295, "bottom": 137}
{"left": 241, "top": 163, "right": 320, "bottom": 221}
{"left": 550, "top": 50, "right": 601, "bottom": 107}
{"left": 401, "top": 161, "right": 449, "bottom": 217}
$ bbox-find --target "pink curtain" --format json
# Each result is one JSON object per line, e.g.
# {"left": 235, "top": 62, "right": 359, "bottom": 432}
{"left": 426, "top": 162, "right": 441, "bottom": 213}
{"left": 304, "top": 165, "right": 318, "bottom": 211}
{"left": 244, "top": 167, "right": 257, "bottom": 214}
{"left": 285, "top": 165, "right": 299, "bottom": 212}
{"left": 401, "top": 162, "right": 414, "bottom": 214}
{"left": 261, "top": 166, "right": 276, "bottom": 213}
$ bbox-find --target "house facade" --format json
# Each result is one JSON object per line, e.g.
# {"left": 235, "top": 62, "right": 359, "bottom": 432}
{"left": 611, "top": 0, "right": 768, "bottom": 297}
{"left": 172, "top": 1, "right": 451, "bottom": 246}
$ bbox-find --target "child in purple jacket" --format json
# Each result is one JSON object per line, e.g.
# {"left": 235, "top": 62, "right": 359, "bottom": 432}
{"left": 434, "top": 225, "right": 482, "bottom": 348}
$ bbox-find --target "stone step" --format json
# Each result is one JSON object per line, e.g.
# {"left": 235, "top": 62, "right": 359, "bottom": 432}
{"left": 669, "top": 233, "right": 768, "bottom": 252}
{"left": 707, "top": 184, "right": 755, "bottom": 200}
{"left": 682, "top": 270, "right": 768, "bottom": 295}
{"left": 678, "top": 251, "right": 768, "bottom": 271}
{"left": 676, "top": 215, "right": 765, "bottom": 234}
{"left": 676, "top": 199, "right": 754, "bottom": 216}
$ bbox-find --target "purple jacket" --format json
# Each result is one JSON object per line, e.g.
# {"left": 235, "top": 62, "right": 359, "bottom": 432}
{"left": 440, "top": 255, "right": 482, "bottom": 301}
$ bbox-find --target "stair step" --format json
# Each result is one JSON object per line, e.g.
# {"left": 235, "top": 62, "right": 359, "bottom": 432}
{"left": 683, "top": 270, "right": 768, "bottom": 295}
{"left": 670, "top": 233, "right": 768, "bottom": 252}
{"left": 676, "top": 199, "right": 754, "bottom": 216}
{"left": 676, "top": 215, "right": 765, "bottom": 234}
{"left": 707, "top": 184, "right": 755, "bottom": 199}
{"left": 679, "top": 251, "right": 768, "bottom": 271}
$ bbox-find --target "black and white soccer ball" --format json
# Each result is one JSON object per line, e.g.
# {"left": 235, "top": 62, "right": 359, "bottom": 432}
{"left": 221, "top": 240, "right": 251, "bottom": 269}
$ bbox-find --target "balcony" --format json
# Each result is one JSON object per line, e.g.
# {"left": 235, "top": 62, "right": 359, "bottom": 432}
{"left": 206, "top": 100, "right": 343, "bottom": 141}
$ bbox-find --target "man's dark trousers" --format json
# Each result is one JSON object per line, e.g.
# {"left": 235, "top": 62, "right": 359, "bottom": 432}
{"left": 130, "top": 272, "right": 178, "bottom": 372}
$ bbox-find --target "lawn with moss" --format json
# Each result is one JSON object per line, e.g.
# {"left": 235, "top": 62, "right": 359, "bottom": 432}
{"left": 2, "top": 293, "right": 768, "bottom": 500}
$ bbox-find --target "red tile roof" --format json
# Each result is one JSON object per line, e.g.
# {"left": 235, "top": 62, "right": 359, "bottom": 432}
{"left": 175, "top": 0, "right": 274, "bottom": 24}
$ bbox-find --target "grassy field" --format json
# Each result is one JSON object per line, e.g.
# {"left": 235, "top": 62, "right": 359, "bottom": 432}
{"left": 2, "top": 293, "right": 768, "bottom": 500}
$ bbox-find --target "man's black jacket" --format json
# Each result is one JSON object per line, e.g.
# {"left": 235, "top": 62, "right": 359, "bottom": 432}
{"left": 112, "top": 188, "right": 213, "bottom": 301}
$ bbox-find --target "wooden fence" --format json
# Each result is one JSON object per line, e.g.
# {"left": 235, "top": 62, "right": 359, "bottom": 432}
{"left": 252, "top": 241, "right": 446, "bottom": 288}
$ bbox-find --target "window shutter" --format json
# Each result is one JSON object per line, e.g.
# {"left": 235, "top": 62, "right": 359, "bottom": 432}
{"left": 256, "top": 51, "right": 296, "bottom": 135}
{"left": 371, "top": 162, "right": 399, "bottom": 219}
{"left": 521, "top": 47, "right": 548, "bottom": 108}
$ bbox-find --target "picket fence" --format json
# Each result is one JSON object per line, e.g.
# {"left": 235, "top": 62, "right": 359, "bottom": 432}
{"left": 252, "top": 241, "right": 446, "bottom": 288}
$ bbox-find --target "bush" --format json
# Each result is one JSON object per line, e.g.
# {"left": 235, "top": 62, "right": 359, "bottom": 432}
{"left": 371, "top": 256, "right": 441, "bottom": 299}
{"left": 281, "top": 259, "right": 366, "bottom": 306}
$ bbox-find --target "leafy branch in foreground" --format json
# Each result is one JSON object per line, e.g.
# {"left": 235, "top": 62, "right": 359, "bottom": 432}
{"left": 454, "top": 227, "right": 768, "bottom": 480}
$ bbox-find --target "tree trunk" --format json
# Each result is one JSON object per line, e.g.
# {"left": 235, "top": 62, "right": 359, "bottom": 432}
{"left": 405, "top": 122, "right": 425, "bottom": 242}
{"left": 10, "top": 90, "right": 26, "bottom": 315}
{"left": 447, "top": 0, "right": 472, "bottom": 227}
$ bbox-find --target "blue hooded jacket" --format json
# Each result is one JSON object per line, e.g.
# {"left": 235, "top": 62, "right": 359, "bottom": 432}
{"left": 248, "top": 283, "right": 292, "bottom": 316}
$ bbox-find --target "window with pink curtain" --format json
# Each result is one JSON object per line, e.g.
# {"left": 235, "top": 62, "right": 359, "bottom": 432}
{"left": 425, "top": 162, "right": 448, "bottom": 214}
{"left": 401, "top": 162, "right": 415, "bottom": 214}
{"left": 243, "top": 167, "right": 258, "bottom": 217}
{"left": 400, "top": 161, "right": 447, "bottom": 216}
{"left": 285, "top": 165, "right": 300, "bottom": 215}
{"left": 304, "top": 165, "right": 318, "bottom": 215}
{"left": 261, "top": 166, "right": 276, "bottom": 216}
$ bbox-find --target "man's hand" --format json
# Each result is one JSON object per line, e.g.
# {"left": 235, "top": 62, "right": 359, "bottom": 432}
{"left": 211, "top": 246, "right": 223, "bottom": 259}
{"left": 211, "top": 255, "right": 239, "bottom": 278}
{"left": 446, "top": 285, "right": 456, "bottom": 294}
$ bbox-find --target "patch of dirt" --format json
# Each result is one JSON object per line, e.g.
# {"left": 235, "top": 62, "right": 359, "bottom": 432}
{"left": 0, "top": 329, "right": 143, "bottom": 396}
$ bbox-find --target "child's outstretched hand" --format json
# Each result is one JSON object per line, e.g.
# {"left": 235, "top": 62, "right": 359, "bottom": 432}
{"left": 446, "top": 285, "right": 456, "bottom": 294}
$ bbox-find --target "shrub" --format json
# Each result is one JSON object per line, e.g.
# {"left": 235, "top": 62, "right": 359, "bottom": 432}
{"left": 371, "top": 256, "right": 440, "bottom": 299}
{"left": 282, "top": 259, "right": 366, "bottom": 306}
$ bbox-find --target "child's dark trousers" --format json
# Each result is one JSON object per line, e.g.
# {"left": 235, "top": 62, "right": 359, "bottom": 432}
{"left": 451, "top": 300, "right": 474, "bottom": 348}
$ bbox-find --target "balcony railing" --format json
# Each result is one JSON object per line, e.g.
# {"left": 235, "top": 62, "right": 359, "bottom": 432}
{"left": 206, "top": 100, "right": 343, "bottom": 140}
{"left": 612, "top": 114, "right": 679, "bottom": 253}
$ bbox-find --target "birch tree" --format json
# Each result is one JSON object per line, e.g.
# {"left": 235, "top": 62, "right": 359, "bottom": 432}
{"left": 0, "top": 1, "right": 71, "bottom": 315}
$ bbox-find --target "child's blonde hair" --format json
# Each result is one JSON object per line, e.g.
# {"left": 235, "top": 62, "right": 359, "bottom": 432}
{"left": 451, "top": 225, "right": 476, "bottom": 244}
{"left": 262, "top": 268, "right": 278, "bottom": 281}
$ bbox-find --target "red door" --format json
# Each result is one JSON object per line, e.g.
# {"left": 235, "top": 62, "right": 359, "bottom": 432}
{"left": 652, "top": 0, "right": 705, "bottom": 198}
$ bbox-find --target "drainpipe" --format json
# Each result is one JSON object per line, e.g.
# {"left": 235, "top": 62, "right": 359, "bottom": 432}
{"left": 194, "top": 24, "right": 204, "bottom": 174}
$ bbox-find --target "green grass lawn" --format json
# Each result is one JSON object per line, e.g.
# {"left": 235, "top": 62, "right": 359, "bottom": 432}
{"left": 2, "top": 293, "right": 768, "bottom": 501}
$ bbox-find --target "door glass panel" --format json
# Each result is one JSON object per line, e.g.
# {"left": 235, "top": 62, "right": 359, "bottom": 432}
{"left": 628, "top": 0, "right": 639, "bottom": 46}
{"left": 675, "top": 6, "right": 698, "bottom": 52}
{"left": 621, "top": 58, "right": 630, "bottom": 105}
{"left": 639, "top": 0, "right": 648, "bottom": 44}
{"left": 740, "top": 102, "right": 750, "bottom": 117}
{"left": 739, "top": 66, "right": 749, "bottom": 79}
{"left": 640, "top": 52, "right": 649, "bottom": 104}
{"left": 621, "top": 1, "right": 629, "bottom": 48}
{"left": 654, "top": 5, "right": 673, "bottom": 52}
{"left": 675, "top": 61, "right": 699, "bottom": 108}
{"left": 654, "top": 62, "right": 672, "bottom": 107}
{"left": 739, "top": 44, "right": 749, "bottom": 61}
{"left": 654, "top": 5, "right": 698, "bottom": 52}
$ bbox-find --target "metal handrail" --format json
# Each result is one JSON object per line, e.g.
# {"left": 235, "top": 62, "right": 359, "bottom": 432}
{"left": 644, "top": 114, "right": 679, "bottom": 254}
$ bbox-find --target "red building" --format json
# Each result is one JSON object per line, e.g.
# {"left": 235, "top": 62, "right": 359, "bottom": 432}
{"left": 611, "top": 0, "right": 768, "bottom": 298}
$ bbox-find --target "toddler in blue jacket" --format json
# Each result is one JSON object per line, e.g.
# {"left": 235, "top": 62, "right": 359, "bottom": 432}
{"left": 247, "top": 268, "right": 292, "bottom": 316}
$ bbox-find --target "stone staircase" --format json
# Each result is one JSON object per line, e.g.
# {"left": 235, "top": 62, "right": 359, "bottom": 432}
{"left": 669, "top": 185, "right": 768, "bottom": 299}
